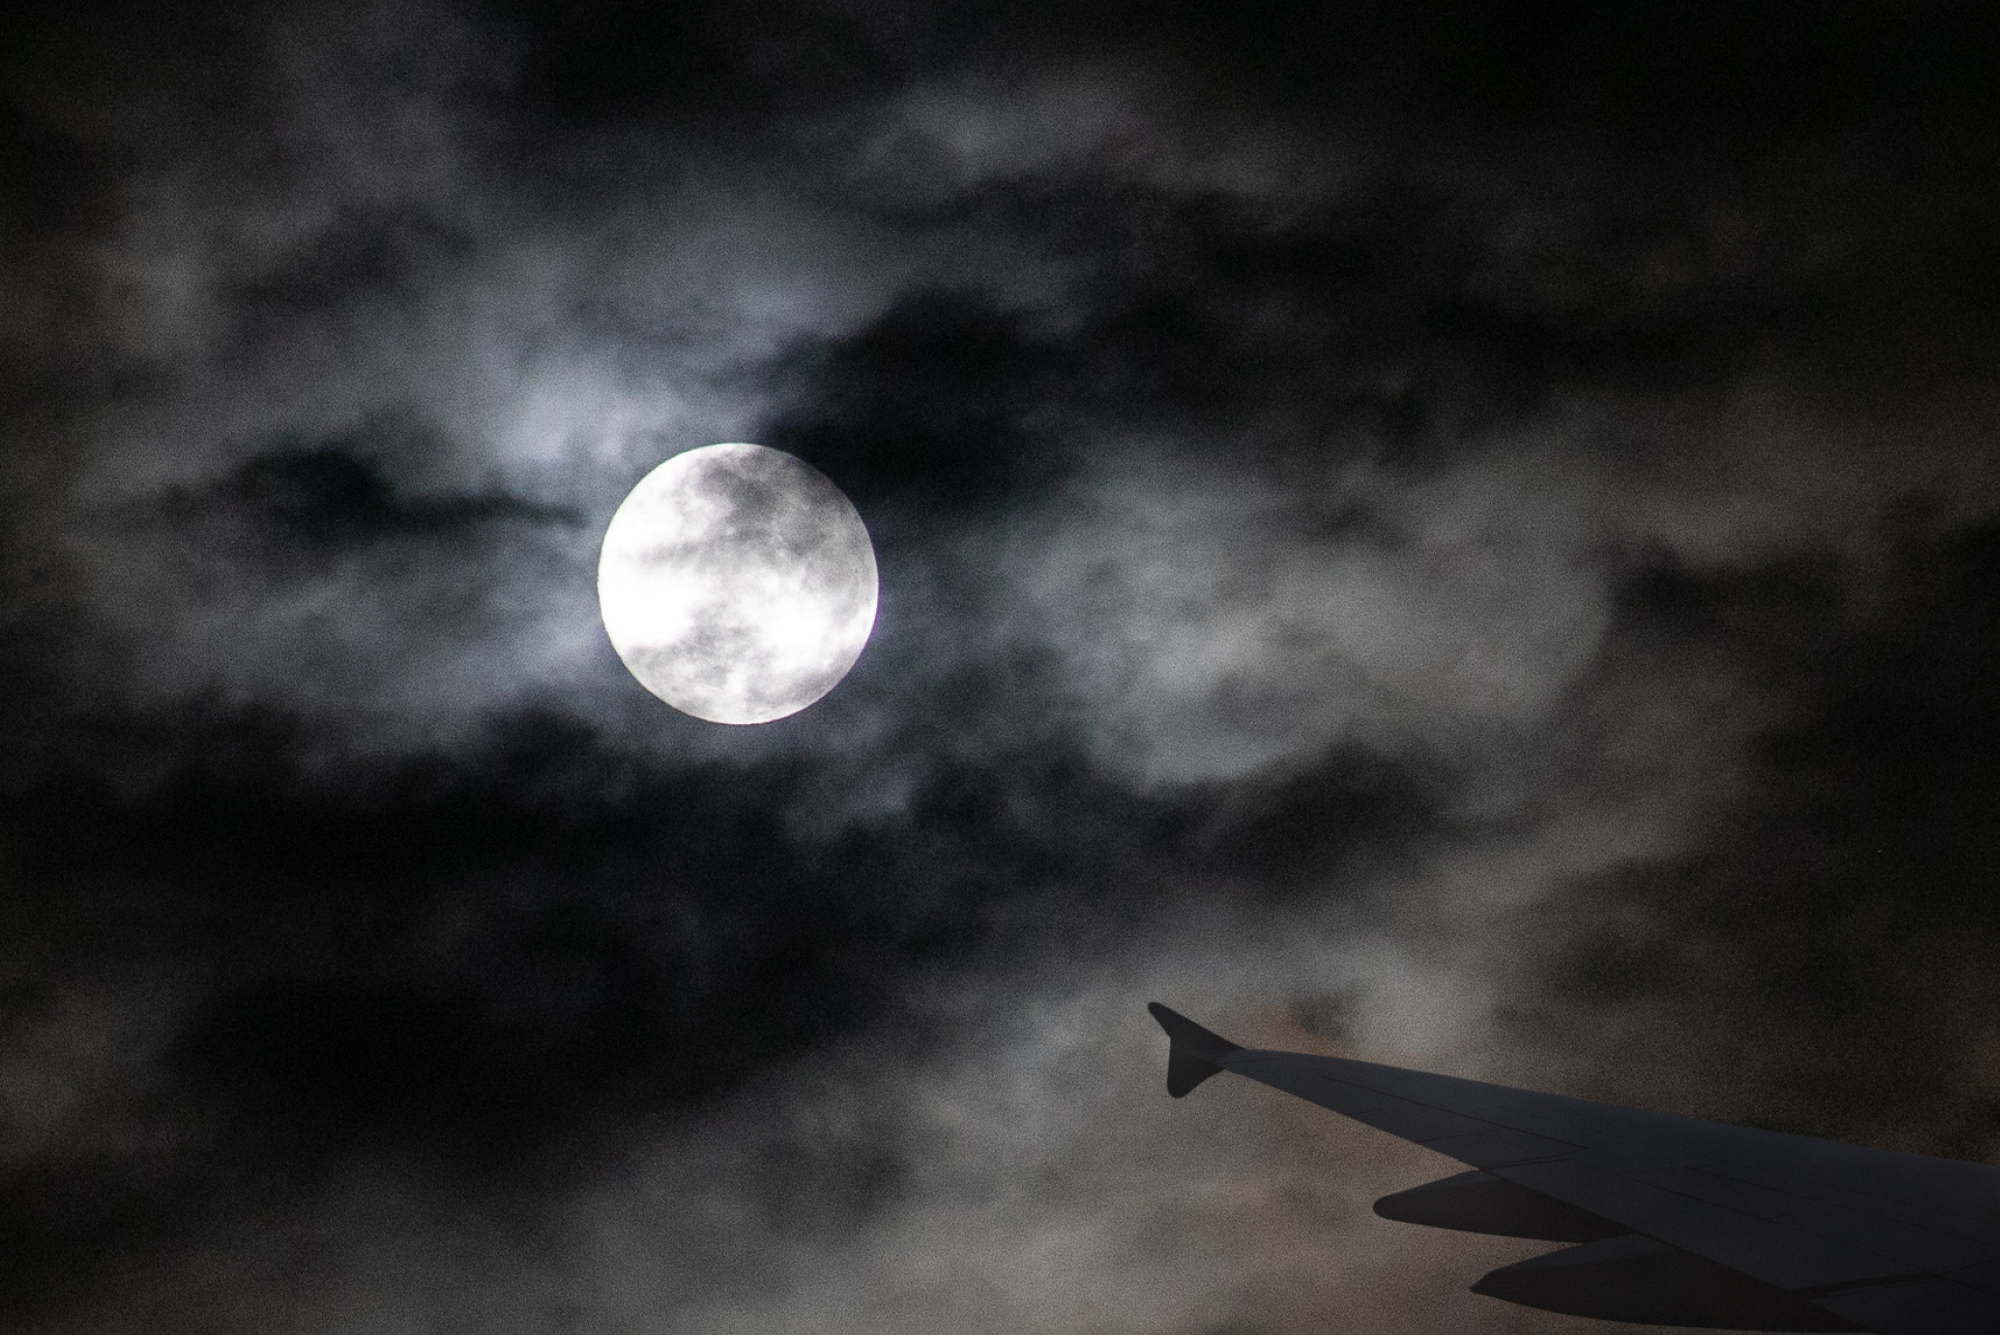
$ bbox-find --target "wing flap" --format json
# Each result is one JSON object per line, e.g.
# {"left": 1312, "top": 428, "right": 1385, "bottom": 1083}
{"left": 1812, "top": 1277, "right": 2000, "bottom": 1335}
{"left": 1497, "top": 1159, "right": 1918, "bottom": 1292}
{"left": 1471, "top": 1235, "right": 1865, "bottom": 1331}
{"left": 1786, "top": 1202, "right": 1997, "bottom": 1274}
{"left": 1722, "top": 1160, "right": 2000, "bottom": 1249}
{"left": 1627, "top": 1162, "right": 2000, "bottom": 1271}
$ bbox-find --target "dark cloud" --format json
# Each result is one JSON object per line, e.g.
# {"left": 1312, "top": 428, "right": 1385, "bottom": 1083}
{"left": 1503, "top": 523, "right": 2000, "bottom": 1150}
{"left": 763, "top": 288, "right": 1065, "bottom": 510}
{"left": 1184, "top": 745, "right": 1449, "bottom": 892}
{"left": 232, "top": 206, "right": 476, "bottom": 323}
{"left": 0, "top": 99, "right": 117, "bottom": 238}
{"left": 196, "top": 432, "right": 577, "bottom": 550}
{"left": 501, "top": 0, "right": 898, "bottom": 127}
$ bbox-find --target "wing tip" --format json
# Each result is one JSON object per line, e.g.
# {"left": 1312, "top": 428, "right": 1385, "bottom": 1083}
{"left": 1148, "top": 1002, "right": 1244, "bottom": 1098}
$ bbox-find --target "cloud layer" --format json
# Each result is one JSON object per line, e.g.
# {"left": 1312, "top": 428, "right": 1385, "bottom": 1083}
{"left": 6, "top": 2, "right": 2000, "bottom": 1332}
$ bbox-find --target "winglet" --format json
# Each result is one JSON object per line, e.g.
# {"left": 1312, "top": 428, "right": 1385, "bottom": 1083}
{"left": 1148, "top": 1002, "right": 1244, "bottom": 1097}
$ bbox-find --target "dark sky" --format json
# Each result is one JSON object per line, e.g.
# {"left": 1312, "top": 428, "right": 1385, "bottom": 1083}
{"left": 6, "top": 2, "right": 2000, "bottom": 1332}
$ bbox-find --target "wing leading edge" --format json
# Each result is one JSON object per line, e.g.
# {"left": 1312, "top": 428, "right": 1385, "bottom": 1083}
{"left": 1147, "top": 1002, "right": 2000, "bottom": 1334}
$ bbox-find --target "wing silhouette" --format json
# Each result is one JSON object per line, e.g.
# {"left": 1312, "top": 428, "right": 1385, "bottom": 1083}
{"left": 1149, "top": 1002, "right": 2000, "bottom": 1333}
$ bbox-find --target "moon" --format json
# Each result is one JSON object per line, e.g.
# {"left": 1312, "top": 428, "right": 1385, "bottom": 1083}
{"left": 597, "top": 443, "right": 878, "bottom": 724}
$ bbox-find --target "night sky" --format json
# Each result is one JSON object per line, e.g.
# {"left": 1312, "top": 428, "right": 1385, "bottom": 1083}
{"left": 6, "top": 3, "right": 2000, "bottom": 1332}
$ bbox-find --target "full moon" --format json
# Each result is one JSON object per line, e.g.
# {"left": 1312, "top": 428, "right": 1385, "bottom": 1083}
{"left": 597, "top": 443, "right": 878, "bottom": 724}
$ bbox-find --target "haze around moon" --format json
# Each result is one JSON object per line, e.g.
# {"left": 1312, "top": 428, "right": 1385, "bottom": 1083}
{"left": 596, "top": 443, "right": 878, "bottom": 724}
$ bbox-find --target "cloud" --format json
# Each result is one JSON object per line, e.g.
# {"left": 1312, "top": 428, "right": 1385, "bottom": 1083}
{"left": 7, "top": 2, "right": 2000, "bottom": 1333}
{"left": 1003, "top": 445, "right": 1613, "bottom": 784}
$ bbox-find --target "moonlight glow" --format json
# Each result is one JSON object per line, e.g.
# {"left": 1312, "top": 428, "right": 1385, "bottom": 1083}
{"left": 597, "top": 443, "right": 878, "bottom": 724}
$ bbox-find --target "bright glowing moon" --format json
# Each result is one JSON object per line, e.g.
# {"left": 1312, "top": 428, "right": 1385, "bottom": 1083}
{"left": 597, "top": 443, "right": 878, "bottom": 724}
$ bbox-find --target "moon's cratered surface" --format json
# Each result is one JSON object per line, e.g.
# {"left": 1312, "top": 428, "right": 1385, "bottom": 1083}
{"left": 597, "top": 443, "right": 878, "bottom": 724}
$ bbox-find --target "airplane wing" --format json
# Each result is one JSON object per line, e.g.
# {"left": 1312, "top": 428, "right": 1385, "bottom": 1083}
{"left": 1149, "top": 1002, "right": 2000, "bottom": 1333}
